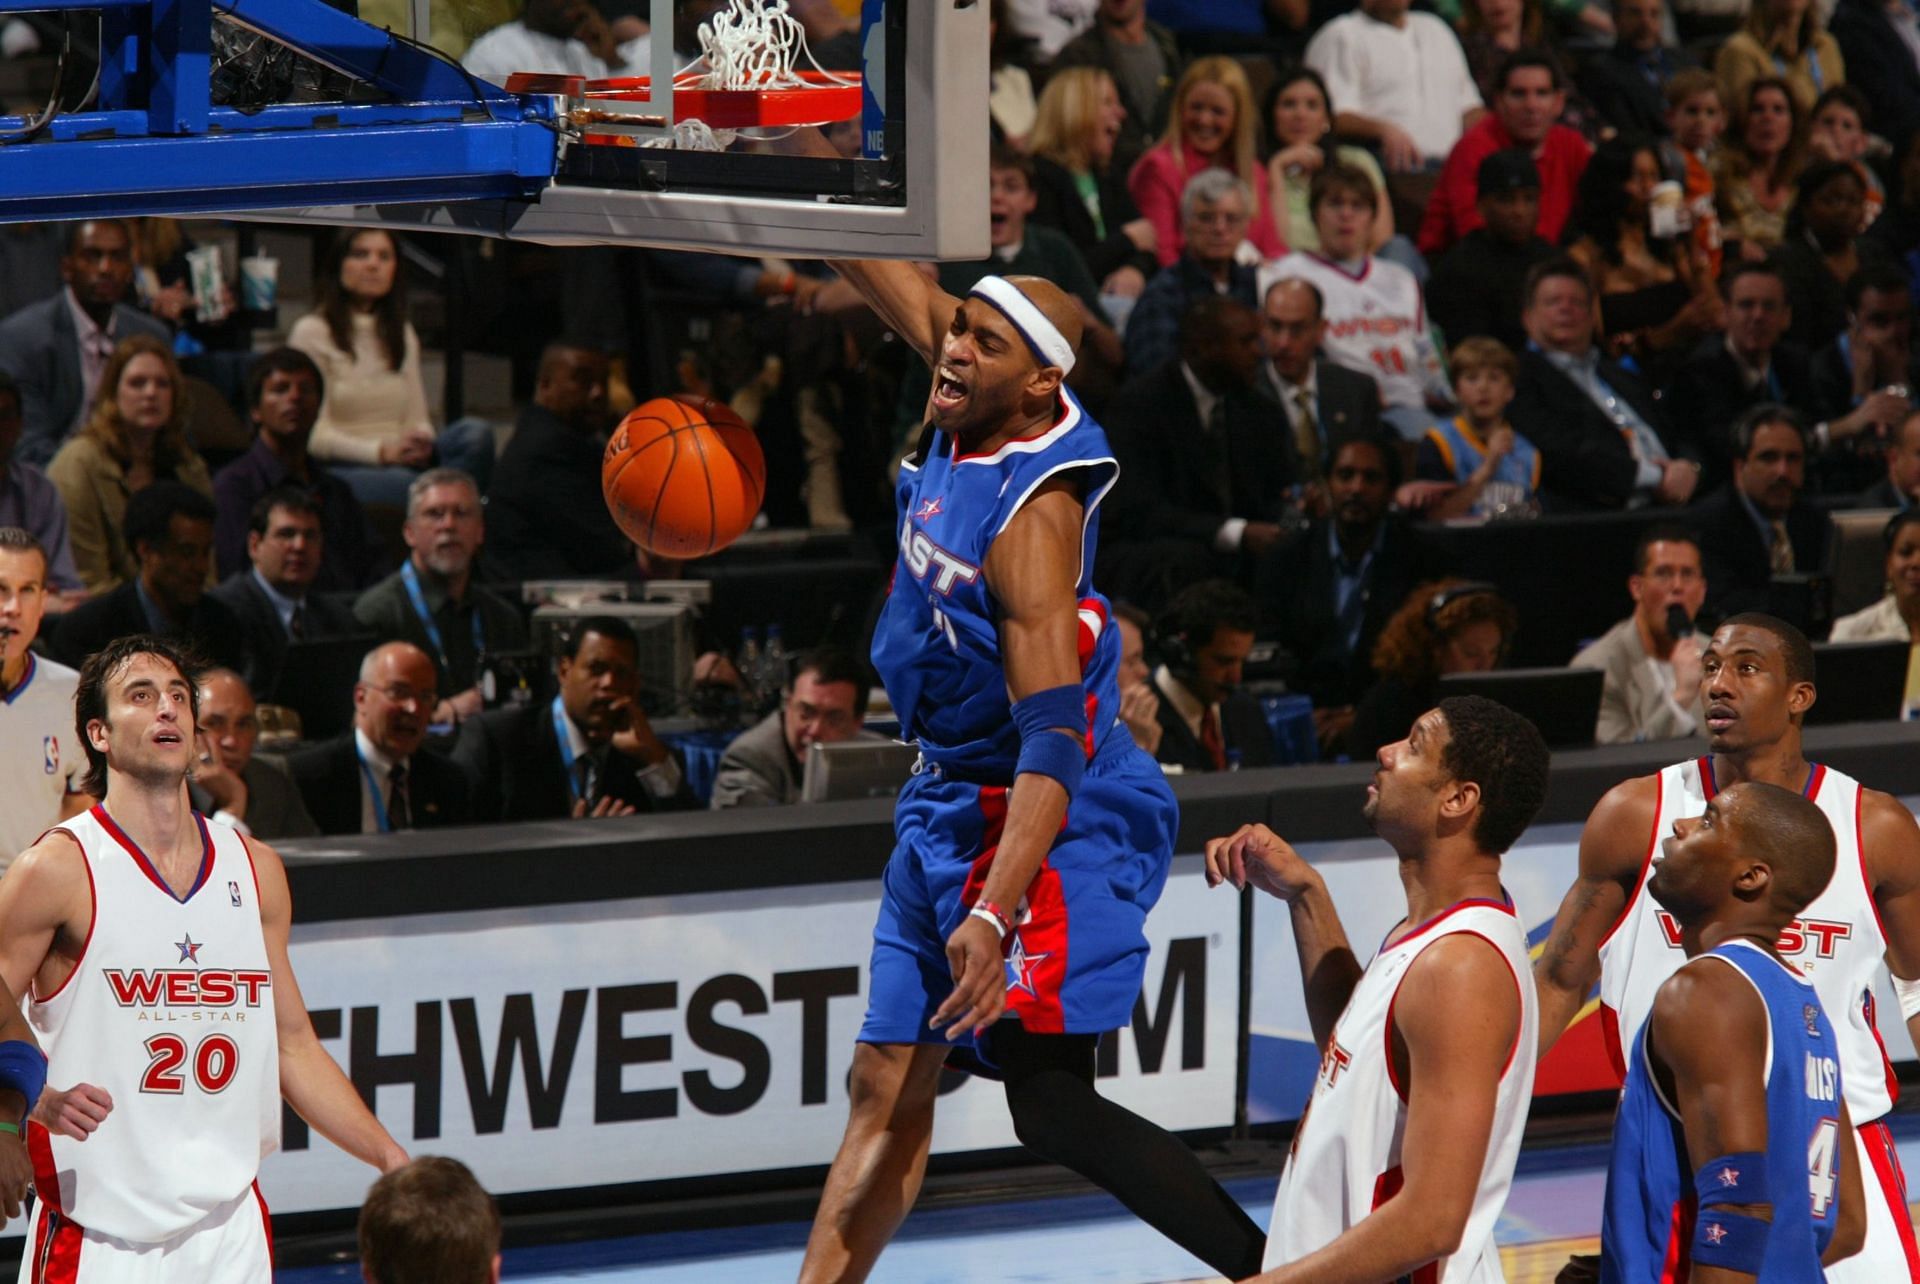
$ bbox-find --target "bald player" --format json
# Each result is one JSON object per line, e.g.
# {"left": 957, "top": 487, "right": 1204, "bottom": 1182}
{"left": 1537, "top": 614, "right": 1920, "bottom": 1279}
{"left": 1602, "top": 782, "right": 1865, "bottom": 1281}
{"left": 798, "top": 266, "right": 1266, "bottom": 1282}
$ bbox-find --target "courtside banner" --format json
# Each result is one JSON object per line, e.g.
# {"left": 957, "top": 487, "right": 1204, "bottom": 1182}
{"left": 253, "top": 853, "right": 1239, "bottom": 1214}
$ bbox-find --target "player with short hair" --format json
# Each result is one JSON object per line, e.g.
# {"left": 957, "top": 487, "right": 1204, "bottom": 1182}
{"left": 1537, "top": 612, "right": 1920, "bottom": 1280}
{"left": 1207, "top": 695, "right": 1551, "bottom": 1282}
{"left": 799, "top": 264, "right": 1266, "bottom": 1280}
{"left": 0, "top": 526, "right": 92, "bottom": 870}
{"left": 1602, "top": 780, "right": 1866, "bottom": 1281}
{"left": 0, "top": 634, "right": 408, "bottom": 1282}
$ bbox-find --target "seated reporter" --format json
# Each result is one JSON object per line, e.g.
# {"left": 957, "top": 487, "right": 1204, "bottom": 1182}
{"left": 1347, "top": 581, "right": 1517, "bottom": 758}
{"left": 188, "top": 668, "right": 320, "bottom": 840}
{"left": 1150, "top": 579, "right": 1274, "bottom": 772}
{"left": 452, "top": 616, "right": 693, "bottom": 821}
{"left": 710, "top": 644, "right": 874, "bottom": 809}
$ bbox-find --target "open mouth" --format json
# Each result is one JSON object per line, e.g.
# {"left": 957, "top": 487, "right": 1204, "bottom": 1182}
{"left": 931, "top": 366, "right": 969, "bottom": 412}
{"left": 1705, "top": 704, "right": 1737, "bottom": 734}
{"left": 153, "top": 728, "right": 184, "bottom": 747}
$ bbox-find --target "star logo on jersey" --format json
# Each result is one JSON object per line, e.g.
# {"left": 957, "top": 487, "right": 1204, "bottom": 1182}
{"left": 915, "top": 497, "right": 943, "bottom": 521}
{"left": 1704, "top": 1222, "right": 1728, "bottom": 1246}
{"left": 1716, "top": 1166, "right": 1741, "bottom": 1188}
{"left": 175, "top": 934, "right": 203, "bottom": 965}
{"left": 1003, "top": 931, "right": 1050, "bottom": 998}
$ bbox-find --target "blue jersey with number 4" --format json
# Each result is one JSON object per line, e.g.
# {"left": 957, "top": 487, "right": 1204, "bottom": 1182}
{"left": 1601, "top": 939, "right": 1842, "bottom": 1283}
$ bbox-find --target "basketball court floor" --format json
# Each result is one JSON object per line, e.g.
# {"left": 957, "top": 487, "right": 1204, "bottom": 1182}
{"left": 276, "top": 1119, "right": 1920, "bottom": 1283}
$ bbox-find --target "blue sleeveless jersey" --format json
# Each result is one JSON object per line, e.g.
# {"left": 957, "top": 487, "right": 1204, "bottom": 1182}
{"left": 1602, "top": 939, "right": 1843, "bottom": 1283}
{"left": 872, "top": 390, "right": 1124, "bottom": 780}
{"left": 1422, "top": 417, "right": 1541, "bottom": 515}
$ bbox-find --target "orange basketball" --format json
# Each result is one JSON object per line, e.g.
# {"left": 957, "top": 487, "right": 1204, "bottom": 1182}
{"left": 602, "top": 395, "right": 766, "bottom": 558}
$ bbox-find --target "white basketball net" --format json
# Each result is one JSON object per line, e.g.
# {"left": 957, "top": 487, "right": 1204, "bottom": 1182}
{"left": 684, "top": 0, "right": 856, "bottom": 92}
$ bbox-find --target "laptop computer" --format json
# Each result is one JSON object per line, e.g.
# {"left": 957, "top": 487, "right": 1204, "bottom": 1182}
{"left": 801, "top": 740, "right": 921, "bottom": 803}
{"left": 1436, "top": 667, "right": 1605, "bottom": 749}
{"left": 1826, "top": 508, "right": 1898, "bottom": 620}
{"left": 268, "top": 634, "right": 378, "bottom": 741}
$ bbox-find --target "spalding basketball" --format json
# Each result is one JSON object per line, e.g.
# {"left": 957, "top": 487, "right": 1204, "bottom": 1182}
{"left": 602, "top": 395, "right": 766, "bottom": 558}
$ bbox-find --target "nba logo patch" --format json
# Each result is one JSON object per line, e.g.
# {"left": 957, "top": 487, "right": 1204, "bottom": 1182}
{"left": 229, "top": 880, "right": 242, "bottom": 908}
{"left": 41, "top": 736, "right": 56, "bottom": 775}
{"left": 1806, "top": 1004, "right": 1822, "bottom": 1036}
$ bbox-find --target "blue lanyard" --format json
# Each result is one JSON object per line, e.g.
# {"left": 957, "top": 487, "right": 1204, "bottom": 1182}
{"left": 552, "top": 696, "right": 583, "bottom": 803}
{"left": 1774, "top": 50, "right": 1823, "bottom": 93}
{"left": 400, "top": 561, "right": 485, "bottom": 674}
{"left": 1765, "top": 363, "right": 1782, "bottom": 401}
{"left": 355, "top": 747, "right": 393, "bottom": 833}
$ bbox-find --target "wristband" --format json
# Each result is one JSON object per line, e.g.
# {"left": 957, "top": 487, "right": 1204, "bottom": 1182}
{"left": 1011, "top": 684, "right": 1088, "bottom": 741}
{"left": 1691, "top": 1207, "right": 1769, "bottom": 1275}
{"left": 1695, "top": 1152, "right": 1768, "bottom": 1208}
{"left": 1016, "top": 729, "right": 1086, "bottom": 795}
{"left": 968, "top": 905, "right": 1010, "bottom": 939}
{"left": 0, "top": 1122, "right": 19, "bottom": 1137}
{"left": 1896, "top": 974, "right": 1920, "bottom": 1022}
{"left": 0, "top": 1041, "right": 47, "bottom": 1116}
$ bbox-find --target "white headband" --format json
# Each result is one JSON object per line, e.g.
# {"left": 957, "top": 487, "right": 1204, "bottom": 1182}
{"left": 969, "top": 276, "right": 1076, "bottom": 375}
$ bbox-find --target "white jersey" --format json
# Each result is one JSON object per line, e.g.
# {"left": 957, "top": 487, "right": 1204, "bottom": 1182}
{"left": 1260, "top": 252, "right": 1445, "bottom": 411}
{"left": 1596, "top": 758, "right": 1896, "bottom": 1124}
{"left": 0, "top": 655, "right": 84, "bottom": 871}
{"left": 1265, "top": 897, "right": 1538, "bottom": 1280}
{"left": 27, "top": 806, "right": 279, "bottom": 1244}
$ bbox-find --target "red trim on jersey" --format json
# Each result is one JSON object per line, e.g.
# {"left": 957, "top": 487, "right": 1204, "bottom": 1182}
{"left": 950, "top": 396, "right": 1072, "bottom": 463}
{"left": 1383, "top": 928, "right": 1524, "bottom": 1101}
{"left": 254, "top": 1180, "right": 275, "bottom": 1265}
{"left": 1599, "top": 1002, "right": 1628, "bottom": 1084}
{"left": 1384, "top": 895, "right": 1514, "bottom": 953}
{"left": 239, "top": 831, "right": 266, "bottom": 908}
{"left": 1698, "top": 754, "right": 1717, "bottom": 800}
{"left": 27, "top": 1121, "right": 60, "bottom": 1213}
{"left": 91, "top": 805, "right": 214, "bottom": 904}
{"left": 1855, "top": 782, "right": 1894, "bottom": 949}
{"left": 1862, "top": 987, "right": 1904, "bottom": 1119}
{"left": 1658, "top": 1195, "right": 1697, "bottom": 1283}
{"left": 30, "top": 1205, "right": 82, "bottom": 1284}
{"left": 960, "top": 786, "right": 1070, "bottom": 1032}
{"left": 26, "top": 1205, "right": 49, "bottom": 1284}
{"left": 1305, "top": 251, "right": 1375, "bottom": 285}
{"left": 1598, "top": 771, "right": 1664, "bottom": 955}
{"left": 29, "top": 835, "right": 94, "bottom": 1006}
{"left": 1368, "top": 1167, "right": 1439, "bottom": 1281}
{"left": 1861, "top": 1119, "right": 1920, "bottom": 1276}
{"left": 1804, "top": 762, "right": 1828, "bottom": 800}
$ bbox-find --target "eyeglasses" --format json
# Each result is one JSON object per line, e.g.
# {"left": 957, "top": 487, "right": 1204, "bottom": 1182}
{"left": 365, "top": 682, "right": 429, "bottom": 707}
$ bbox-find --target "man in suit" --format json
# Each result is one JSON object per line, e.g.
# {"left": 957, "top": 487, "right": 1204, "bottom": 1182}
{"left": 1692, "top": 404, "right": 1834, "bottom": 622}
{"left": 1256, "top": 276, "right": 1383, "bottom": 485}
{"left": 1861, "top": 409, "right": 1920, "bottom": 510}
{"left": 1101, "top": 296, "right": 1292, "bottom": 611}
{"left": 1425, "top": 150, "right": 1556, "bottom": 356}
{"left": 1148, "top": 579, "right": 1273, "bottom": 772}
{"left": 187, "top": 668, "right": 320, "bottom": 840}
{"left": 287, "top": 641, "right": 472, "bottom": 835}
{"left": 1571, "top": 524, "right": 1711, "bottom": 744}
{"left": 711, "top": 644, "right": 874, "bottom": 809}
{"left": 1807, "top": 263, "right": 1920, "bottom": 496}
{"left": 485, "top": 340, "right": 633, "bottom": 579}
{"left": 1662, "top": 262, "right": 1814, "bottom": 493}
{"left": 210, "top": 486, "right": 363, "bottom": 699}
{"left": 49, "top": 482, "right": 248, "bottom": 673}
{"left": 1122, "top": 170, "right": 1260, "bottom": 376}
{"left": 1509, "top": 256, "right": 1701, "bottom": 511}
{"left": 452, "top": 615, "right": 693, "bottom": 821}
{"left": 1831, "top": 0, "right": 1920, "bottom": 161}
{"left": 0, "top": 219, "right": 169, "bottom": 467}
{"left": 1577, "top": 0, "right": 1693, "bottom": 139}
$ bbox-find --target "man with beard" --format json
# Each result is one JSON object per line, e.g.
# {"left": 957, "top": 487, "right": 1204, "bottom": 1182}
{"left": 1692, "top": 404, "right": 1833, "bottom": 620}
{"left": 352, "top": 468, "right": 527, "bottom": 729}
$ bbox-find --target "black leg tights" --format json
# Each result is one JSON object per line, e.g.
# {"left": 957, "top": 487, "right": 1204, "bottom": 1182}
{"left": 991, "top": 1022, "right": 1267, "bottom": 1280}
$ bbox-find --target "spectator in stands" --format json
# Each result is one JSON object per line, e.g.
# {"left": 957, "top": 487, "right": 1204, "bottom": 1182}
{"left": 126, "top": 218, "right": 243, "bottom": 353}
{"left": 1580, "top": 0, "right": 1694, "bottom": 139}
{"left": 1148, "top": 579, "right": 1273, "bottom": 771}
{"left": 1830, "top": 0, "right": 1920, "bottom": 166}
{"left": 485, "top": 341, "right": 634, "bottom": 579}
{"left": 462, "top": 0, "right": 647, "bottom": 84}
{"left": 288, "top": 641, "right": 472, "bottom": 835}
{"left": 1305, "top": 0, "right": 1486, "bottom": 172}
{"left": 1263, "top": 68, "right": 1395, "bottom": 256}
{"left": 289, "top": 229, "right": 494, "bottom": 510}
{"left": 1861, "top": 407, "right": 1920, "bottom": 509}
{"left": 1258, "top": 433, "right": 1444, "bottom": 748}
{"left": 1830, "top": 509, "right": 1920, "bottom": 715}
{"left": 1773, "top": 161, "right": 1872, "bottom": 353}
{"left": 1348, "top": 579, "right": 1517, "bottom": 755}
{"left": 187, "top": 667, "right": 320, "bottom": 840}
{"left": 0, "top": 372, "right": 81, "bottom": 597}
{"left": 1258, "top": 276, "right": 1384, "bottom": 483}
{"left": 1808, "top": 262, "right": 1920, "bottom": 493}
{"left": 1004, "top": 0, "right": 1096, "bottom": 62}
{"left": 0, "top": 528, "right": 89, "bottom": 871}
{"left": 1426, "top": 150, "right": 1555, "bottom": 354}
{"left": 1508, "top": 256, "right": 1699, "bottom": 510}
{"left": 353, "top": 468, "right": 528, "bottom": 726}
{"left": 1863, "top": 132, "right": 1920, "bottom": 293}
{"left": 710, "top": 644, "right": 873, "bottom": 808}
{"left": 1419, "top": 51, "right": 1592, "bottom": 259}
{"left": 1265, "top": 165, "right": 1452, "bottom": 440}
{"left": 1111, "top": 600, "right": 1163, "bottom": 755}
{"left": 1028, "top": 68, "right": 1160, "bottom": 303}
{"left": 213, "top": 347, "right": 375, "bottom": 592}
{"left": 940, "top": 145, "right": 1110, "bottom": 322}
{"left": 360, "top": 1156, "right": 500, "bottom": 1284}
{"left": 211, "top": 488, "right": 362, "bottom": 699}
{"left": 0, "top": 219, "right": 169, "bottom": 467}
{"left": 1102, "top": 297, "right": 1289, "bottom": 608}
{"left": 1715, "top": 0, "right": 1845, "bottom": 119}
{"left": 455, "top": 616, "right": 692, "bottom": 820}
{"left": 1050, "top": 0, "right": 1181, "bottom": 167}
{"left": 1415, "top": 338, "right": 1541, "bottom": 520}
{"left": 1665, "top": 70, "right": 1727, "bottom": 280}
{"left": 1451, "top": 0, "right": 1587, "bottom": 117}
{"left": 48, "top": 481, "right": 247, "bottom": 673}
{"left": 990, "top": 0, "right": 1039, "bottom": 150}
{"left": 47, "top": 335, "right": 212, "bottom": 595}
{"left": 1124, "top": 170, "right": 1260, "bottom": 373}
{"left": 1714, "top": 77, "right": 1803, "bottom": 252}
{"left": 1562, "top": 137, "right": 1723, "bottom": 376}
{"left": 1806, "top": 87, "right": 1886, "bottom": 229}
{"left": 1571, "top": 524, "right": 1711, "bottom": 744}
{"left": 1663, "top": 261, "right": 1814, "bottom": 491}
{"left": 1127, "top": 57, "right": 1287, "bottom": 267}
{"left": 1693, "top": 403, "right": 1833, "bottom": 618}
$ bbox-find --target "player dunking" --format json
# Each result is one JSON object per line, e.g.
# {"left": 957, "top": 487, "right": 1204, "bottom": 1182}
{"left": 798, "top": 267, "right": 1266, "bottom": 1281}
{"left": 1537, "top": 613, "right": 1920, "bottom": 1281}
{"left": 0, "top": 635, "right": 408, "bottom": 1281}
{"left": 1206, "top": 696, "right": 1551, "bottom": 1282}
{"left": 1601, "top": 781, "right": 1865, "bottom": 1282}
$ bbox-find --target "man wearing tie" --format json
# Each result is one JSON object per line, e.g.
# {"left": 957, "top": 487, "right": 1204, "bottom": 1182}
{"left": 1692, "top": 404, "right": 1834, "bottom": 621}
{"left": 1258, "top": 277, "right": 1385, "bottom": 486}
{"left": 210, "top": 486, "right": 362, "bottom": 698}
{"left": 287, "top": 641, "right": 473, "bottom": 835}
{"left": 1149, "top": 580, "right": 1275, "bottom": 772}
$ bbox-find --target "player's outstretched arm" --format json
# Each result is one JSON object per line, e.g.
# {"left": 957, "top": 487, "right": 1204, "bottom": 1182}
{"left": 1534, "top": 776, "right": 1658, "bottom": 1057}
{"left": 1204, "top": 824, "right": 1361, "bottom": 1052}
{"left": 824, "top": 259, "right": 959, "bottom": 366}
{"left": 1857, "top": 792, "right": 1920, "bottom": 1050}
{"left": 1825, "top": 1100, "right": 1866, "bottom": 1267}
{"left": 927, "top": 478, "right": 1086, "bottom": 1041}
{"left": 248, "top": 838, "right": 409, "bottom": 1174}
{"left": 1650, "top": 960, "right": 1772, "bottom": 1284}
{"left": 1247, "top": 934, "right": 1524, "bottom": 1282}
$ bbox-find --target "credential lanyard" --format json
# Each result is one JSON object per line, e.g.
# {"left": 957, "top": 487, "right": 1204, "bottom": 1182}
{"left": 552, "top": 695, "right": 583, "bottom": 803}
{"left": 401, "top": 561, "right": 485, "bottom": 674}
{"left": 355, "top": 747, "right": 393, "bottom": 834}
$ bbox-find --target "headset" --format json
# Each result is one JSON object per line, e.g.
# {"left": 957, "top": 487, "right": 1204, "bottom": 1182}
{"left": 1150, "top": 605, "right": 1197, "bottom": 677}
{"left": 1426, "top": 581, "right": 1502, "bottom": 629}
